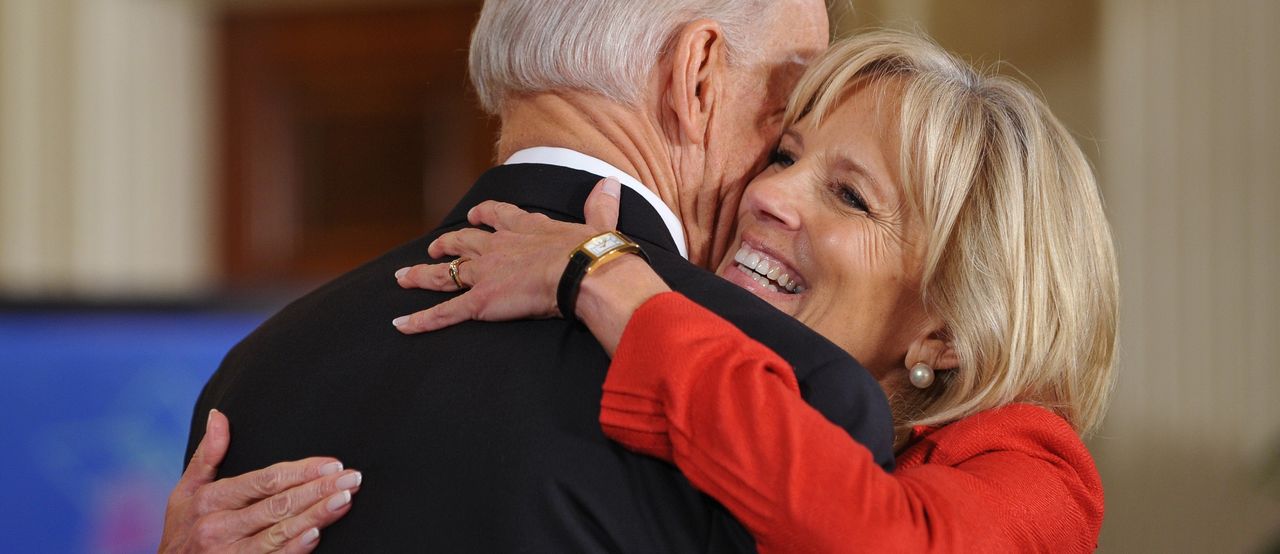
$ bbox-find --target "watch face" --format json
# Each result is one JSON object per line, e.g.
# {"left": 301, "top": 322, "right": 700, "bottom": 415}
{"left": 584, "top": 232, "right": 626, "bottom": 257}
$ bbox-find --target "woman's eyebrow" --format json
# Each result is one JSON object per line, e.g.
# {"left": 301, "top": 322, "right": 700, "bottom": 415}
{"left": 781, "top": 128, "right": 804, "bottom": 148}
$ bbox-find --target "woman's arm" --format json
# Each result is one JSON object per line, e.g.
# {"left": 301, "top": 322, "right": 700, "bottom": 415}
{"left": 600, "top": 292, "right": 1103, "bottom": 553}
{"left": 572, "top": 254, "right": 667, "bottom": 355}
{"left": 391, "top": 181, "right": 1102, "bottom": 552}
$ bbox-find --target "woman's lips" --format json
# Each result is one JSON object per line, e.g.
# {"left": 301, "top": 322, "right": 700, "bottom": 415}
{"left": 730, "top": 243, "right": 806, "bottom": 294}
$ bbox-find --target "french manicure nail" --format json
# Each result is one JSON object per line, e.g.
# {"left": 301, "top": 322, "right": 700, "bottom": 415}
{"left": 326, "top": 490, "right": 352, "bottom": 512}
{"left": 301, "top": 528, "right": 319, "bottom": 546}
{"left": 335, "top": 471, "right": 362, "bottom": 490}
{"left": 392, "top": 316, "right": 409, "bottom": 327}
{"left": 603, "top": 177, "right": 621, "bottom": 198}
{"left": 319, "top": 461, "right": 343, "bottom": 476}
{"left": 395, "top": 267, "right": 409, "bottom": 280}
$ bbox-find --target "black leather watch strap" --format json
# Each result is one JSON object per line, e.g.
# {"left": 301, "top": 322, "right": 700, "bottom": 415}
{"left": 557, "top": 250, "right": 595, "bottom": 319}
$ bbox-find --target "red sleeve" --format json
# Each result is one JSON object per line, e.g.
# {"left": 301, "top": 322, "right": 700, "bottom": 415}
{"left": 600, "top": 293, "right": 1104, "bottom": 553}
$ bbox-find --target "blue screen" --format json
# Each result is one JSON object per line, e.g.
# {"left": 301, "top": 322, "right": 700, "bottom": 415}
{"left": 0, "top": 311, "right": 266, "bottom": 553}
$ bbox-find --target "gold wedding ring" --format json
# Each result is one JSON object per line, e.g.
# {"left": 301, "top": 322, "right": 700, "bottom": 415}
{"left": 448, "top": 257, "right": 469, "bottom": 290}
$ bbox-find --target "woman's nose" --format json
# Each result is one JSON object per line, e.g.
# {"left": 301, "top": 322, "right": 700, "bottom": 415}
{"left": 743, "top": 172, "right": 803, "bottom": 231}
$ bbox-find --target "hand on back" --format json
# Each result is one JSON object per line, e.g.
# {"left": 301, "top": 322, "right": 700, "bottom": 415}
{"left": 159, "top": 410, "right": 360, "bottom": 553}
{"left": 392, "top": 177, "right": 623, "bottom": 334}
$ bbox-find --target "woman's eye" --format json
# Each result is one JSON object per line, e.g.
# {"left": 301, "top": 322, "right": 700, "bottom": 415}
{"left": 770, "top": 149, "right": 795, "bottom": 168}
{"left": 835, "top": 183, "right": 870, "bottom": 213}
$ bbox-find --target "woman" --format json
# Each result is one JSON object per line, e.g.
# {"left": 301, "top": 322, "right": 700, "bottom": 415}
{"left": 392, "top": 30, "right": 1118, "bottom": 552}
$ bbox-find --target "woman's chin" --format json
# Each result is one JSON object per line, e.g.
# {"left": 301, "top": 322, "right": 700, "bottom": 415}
{"left": 718, "top": 264, "right": 805, "bottom": 316}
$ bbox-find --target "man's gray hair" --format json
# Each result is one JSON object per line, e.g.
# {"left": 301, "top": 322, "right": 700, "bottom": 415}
{"left": 469, "top": 0, "right": 773, "bottom": 114}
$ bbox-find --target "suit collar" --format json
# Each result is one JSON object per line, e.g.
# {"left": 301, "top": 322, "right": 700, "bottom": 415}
{"left": 442, "top": 164, "right": 683, "bottom": 257}
{"left": 503, "top": 147, "right": 689, "bottom": 259}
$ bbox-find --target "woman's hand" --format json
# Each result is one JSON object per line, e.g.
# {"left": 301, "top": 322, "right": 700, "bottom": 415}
{"left": 391, "top": 177, "right": 624, "bottom": 334}
{"left": 159, "top": 410, "right": 361, "bottom": 553}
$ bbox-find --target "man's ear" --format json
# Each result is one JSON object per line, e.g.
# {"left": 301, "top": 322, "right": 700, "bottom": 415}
{"left": 663, "top": 19, "right": 726, "bottom": 146}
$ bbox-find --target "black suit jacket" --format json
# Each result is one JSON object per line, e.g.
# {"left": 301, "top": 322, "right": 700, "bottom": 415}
{"left": 187, "top": 164, "right": 893, "bottom": 553}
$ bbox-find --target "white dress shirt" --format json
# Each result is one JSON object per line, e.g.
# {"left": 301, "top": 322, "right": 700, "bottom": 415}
{"left": 503, "top": 147, "right": 689, "bottom": 259}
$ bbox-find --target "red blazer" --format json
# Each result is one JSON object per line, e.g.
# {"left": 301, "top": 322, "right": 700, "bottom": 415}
{"left": 600, "top": 293, "right": 1103, "bottom": 553}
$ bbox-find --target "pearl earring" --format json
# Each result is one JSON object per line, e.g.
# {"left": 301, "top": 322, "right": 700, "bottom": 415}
{"left": 909, "top": 363, "right": 935, "bottom": 389}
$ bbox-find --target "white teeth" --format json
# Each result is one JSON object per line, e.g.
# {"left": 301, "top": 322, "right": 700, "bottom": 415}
{"left": 733, "top": 242, "right": 805, "bottom": 295}
{"left": 755, "top": 258, "right": 772, "bottom": 275}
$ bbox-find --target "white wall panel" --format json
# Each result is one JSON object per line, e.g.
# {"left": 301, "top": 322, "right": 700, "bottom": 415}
{"left": 0, "top": 0, "right": 212, "bottom": 299}
{"left": 1096, "top": 0, "right": 1280, "bottom": 550}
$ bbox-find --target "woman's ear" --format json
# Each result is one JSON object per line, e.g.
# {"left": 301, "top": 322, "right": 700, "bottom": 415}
{"left": 905, "top": 322, "right": 959, "bottom": 371}
{"left": 662, "top": 19, "right": 726, "bottom": 146}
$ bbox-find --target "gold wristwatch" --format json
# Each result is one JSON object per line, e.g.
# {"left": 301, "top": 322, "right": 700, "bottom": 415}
{"left": 556, "top": 231, "right": 649, "bottom": 319}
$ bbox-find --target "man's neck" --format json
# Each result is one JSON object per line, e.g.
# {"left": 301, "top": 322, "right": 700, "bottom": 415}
{"left": 497, "top": 92, "right": 677, "bottom": 189}
{"left": 496, "top": 92, "right": 697, "bottom": 247}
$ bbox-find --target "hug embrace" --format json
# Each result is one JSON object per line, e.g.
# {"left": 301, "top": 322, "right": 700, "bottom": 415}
{"left": 161, "top": 1, "right": 1116, "bottom": 552}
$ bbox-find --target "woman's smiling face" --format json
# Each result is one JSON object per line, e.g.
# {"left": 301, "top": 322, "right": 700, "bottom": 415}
{"left": 716, "top": 79, "right": 934, "bottom": 378}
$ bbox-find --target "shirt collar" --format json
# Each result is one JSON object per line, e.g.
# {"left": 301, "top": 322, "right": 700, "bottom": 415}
{"left": 503, "top": 147, "right": 689, "bottom": 259}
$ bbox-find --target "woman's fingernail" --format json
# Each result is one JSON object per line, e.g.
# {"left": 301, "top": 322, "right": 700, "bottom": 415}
{"left": 392, "top": 316, "right": 409, "bottom": 328}
{"left": 395, "top": 267, "right": 410, "bottom": 280}
{"left": 327, "top": 490, "right": 352, "bottom": 512}
{"left": 335, "top": 471, "right": 362, "bottom": 490}
{"left": 319, "top": 461, "right": 343, "bottom": 476}
{"left": 301, "top": 528, "right": 320, "bottom": 546}
{"left": 602, "top": 177, "right": 621, "bottom": 198}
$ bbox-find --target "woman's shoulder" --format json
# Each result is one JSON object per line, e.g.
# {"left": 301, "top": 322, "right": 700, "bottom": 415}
{"left": 899, "top": 403, "right": 1105, "bottom": 548}
{"left": 901, "top": 403, "right": 1094, "bottom": 471}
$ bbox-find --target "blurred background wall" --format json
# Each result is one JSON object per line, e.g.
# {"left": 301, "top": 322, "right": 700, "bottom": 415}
{"left": 0, "top": 0, "right": 213, "bottom": 298}
{"left": 0, "top": 0, "right": 1276, "bottom": 551}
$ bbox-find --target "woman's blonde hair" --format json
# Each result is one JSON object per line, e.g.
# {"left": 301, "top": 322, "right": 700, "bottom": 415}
{"left": 785, "top": 30, "right": 1119, "bottom": 440}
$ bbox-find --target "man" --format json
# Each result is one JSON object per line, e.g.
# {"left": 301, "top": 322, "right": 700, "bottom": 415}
{"left": 164, "top": 1, "right": 893, "bottom": 551}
